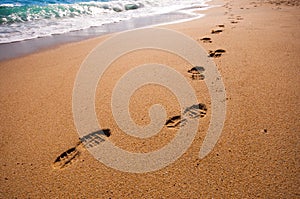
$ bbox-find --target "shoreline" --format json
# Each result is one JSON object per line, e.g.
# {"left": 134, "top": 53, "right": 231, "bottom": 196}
{"left": 0, "top": 0, "right": 299, "bottom": 198}
{"left": 0, "top": 5, "right": 211, "bottom": 61}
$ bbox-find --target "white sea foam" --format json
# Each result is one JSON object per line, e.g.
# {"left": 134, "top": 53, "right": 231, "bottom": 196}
{"left": 0, "top": 0, "right": 211, "bottom": 44}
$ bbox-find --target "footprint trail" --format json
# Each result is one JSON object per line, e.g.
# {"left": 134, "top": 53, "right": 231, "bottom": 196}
{"left": 52, "top": 129, "right": 111, "bottom": 169}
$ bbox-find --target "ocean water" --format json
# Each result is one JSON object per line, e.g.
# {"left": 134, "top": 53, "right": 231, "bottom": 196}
{"left": 0, "top": 0, "right": 209, "bottom": 44}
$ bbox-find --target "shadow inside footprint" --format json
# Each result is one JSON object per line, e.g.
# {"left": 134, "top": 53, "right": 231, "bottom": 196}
{"left": 215, "top": 49, "right": 226, "bottom": 53}
{"left": 80, "top": 129, "right": 110, "bottom": 148}
{"left": 188, "top": 66, "right": 205, "bottom": 80}
{"left": 53, "top": 129, "right": 111, "bottom": 169}
{"left": 211, "top": 29, "right": 223, "bottom": 34}
{"left": 200, "top": 37, "right": 212, "bottom": 43}
{"left": 217, "top": 24, "right": 225, "bottom": 28}
{"left": 53, "top": 144, "right": 80, "bottom": 169}
{"left": 209, "top": 49, "right": 226, "bottom": 58}
{"left": 191, "top": 74, "right": 205, "bottom": 80}
{"left": 165, "top": 115, "right": 187, "bottom": 128}
{"left": 183, "top": 103, "right": 207, "bottom": 118}
{"left": 188, "top": 66, "right": 205, "bottom": 73}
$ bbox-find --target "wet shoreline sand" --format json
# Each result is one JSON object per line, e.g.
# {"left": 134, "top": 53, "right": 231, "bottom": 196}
{"left": 0, "top": 10, "right": 206, "bottom": 61}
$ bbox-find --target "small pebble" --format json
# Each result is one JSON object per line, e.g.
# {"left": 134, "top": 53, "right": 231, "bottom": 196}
{"left": 260, "top": 129, "right": 268, "bottom": 133}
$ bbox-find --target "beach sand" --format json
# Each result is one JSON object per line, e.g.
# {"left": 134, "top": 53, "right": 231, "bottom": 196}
{"left": 0, "top": 0, "right": 299, "bottom": 198}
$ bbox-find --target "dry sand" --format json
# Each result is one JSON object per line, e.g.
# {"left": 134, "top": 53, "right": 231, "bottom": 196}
{"left": 0, "top": 0, "right": 299, "bottom": 198}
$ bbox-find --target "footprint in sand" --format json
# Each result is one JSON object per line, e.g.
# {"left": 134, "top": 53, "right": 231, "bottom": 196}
{"left": 183, "top": 103, "right": 207, "bottom": 119}
{"left": 236, "top": 16, "right": 243, "bottom": 20}
{"left": 187, "top": 66, "right": 205, "bottom": 80}
{"left": 200, "top": 37, "right": 212, "bottom": 43}
{"left": 165, "top": 103, "right": 207, "bottom": 129}
{"left": 80, "top": 129, "right": 111, "bottom": 149}
{"left": 52, "top": 129, "right": 111, "bottom": 169}
{"left": 165, "top": 115, "right": 188, "bottom": 129}
{"left": 216, "top": 24, "right": 225, "bottom": 28}
{"left": 211, "top": 29, "right": 223, "bottom": 34}
{"left": 208, "top": 49, "right": 226, "bottom": 58}
{"left": 52, "top": 143, "right": 82, "bottom": 169}
{"left": 230, "top": 16, "right": 243, "bottom": 24}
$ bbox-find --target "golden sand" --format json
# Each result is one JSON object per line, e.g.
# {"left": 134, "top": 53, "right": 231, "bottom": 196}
{"left": 0, "top": 0, "right": 299, "bottom": 197}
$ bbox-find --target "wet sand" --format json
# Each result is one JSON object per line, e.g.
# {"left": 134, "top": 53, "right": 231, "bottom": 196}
{"left": 0, "top": 0, "right": 299, "bottom": 198}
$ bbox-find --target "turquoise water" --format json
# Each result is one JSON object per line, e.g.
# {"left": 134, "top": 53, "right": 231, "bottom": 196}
{"left": 0, "top": 0, "right": 208, "bottom": 43}
{"left": 0, "top": 0, "right": 127, "bottom": 25}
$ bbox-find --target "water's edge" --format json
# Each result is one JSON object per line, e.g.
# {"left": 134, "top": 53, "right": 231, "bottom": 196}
{"left": 0, "top": 10, "right": 205, "bottom": 61}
